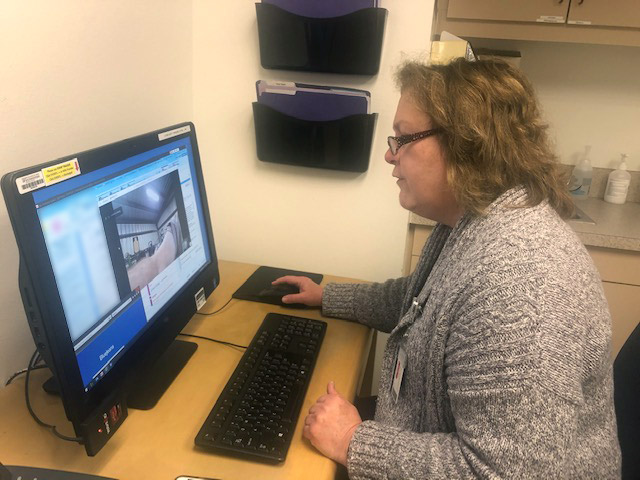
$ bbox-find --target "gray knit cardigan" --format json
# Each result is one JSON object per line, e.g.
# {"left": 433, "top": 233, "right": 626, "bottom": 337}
{"left": 322, "top": 189, "right": 621, "bottom": 479}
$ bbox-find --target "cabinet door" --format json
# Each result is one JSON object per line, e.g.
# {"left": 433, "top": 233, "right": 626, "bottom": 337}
{"left": 447, "top": 0, "right": 570, "bottom": 23}
{"left": 586, "top": 246, "right": 640, "bottom": 357}
{"left": 567, "top": 0, "right": 640, "bottom": 28}
{"left": 587, "top": 246, "right": 640, "bottom": 286}
{"left": 602, "top": 282, "right": 640, "bottom": 358}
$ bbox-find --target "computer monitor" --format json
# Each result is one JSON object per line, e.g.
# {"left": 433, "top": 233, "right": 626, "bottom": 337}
{"left": 2, "top": 122, "right": 219, "bottom": 455}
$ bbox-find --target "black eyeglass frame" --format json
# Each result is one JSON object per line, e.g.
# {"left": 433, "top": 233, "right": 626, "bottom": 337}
{"left": 387, "top": 128, "right": 443, "bottom": 155}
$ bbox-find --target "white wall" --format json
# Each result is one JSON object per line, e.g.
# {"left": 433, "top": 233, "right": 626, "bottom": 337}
{"left": 0, "top": 1, "right": 193, "bottom": 385}
{"left": 193, "top": 1, "right": 434, "bottom": 395}
{"left": 471, "top": 38, "right": 640, "bottom": 171}
{"left": 0, "top": 0, "right": 435, "bottom": 390}
{"left": 193, "top": 1, "right": 434, "bottom": 283}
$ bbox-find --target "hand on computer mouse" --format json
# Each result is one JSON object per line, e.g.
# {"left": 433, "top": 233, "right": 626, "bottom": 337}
{"left": 272, "top": 275, "right": 323, "bottom": 307}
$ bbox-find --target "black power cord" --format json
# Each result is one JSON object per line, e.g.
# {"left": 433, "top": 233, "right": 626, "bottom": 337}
{"left": 16, "top": 296, "right": 241, "bottom": 444}
{"left": 183, "top": 297, "right": 247, "bottom": 349}
{"left": 193, "top": 297, "right": 234, "bottom": 316}
{"left": 24, "top": 350, "right": 83, "bottom": 444}
{"left": 178, "top": 333, "right": 247, "bottom": 351}
{"left": 5, "top": 364, "right": 48, "bottom": 386}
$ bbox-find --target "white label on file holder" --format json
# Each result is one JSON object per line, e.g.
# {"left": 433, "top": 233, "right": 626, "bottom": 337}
{"left": 269, "top": 81, "right": 295, "bottom": 88}
{"left": 567, "top": 19, "right": 592, "bottom": 25}
{"left": 262, "top": 81, "right": 297, "bottom": 95}
{"left": 158, "top": 125, "right": 191, "bottom": 141}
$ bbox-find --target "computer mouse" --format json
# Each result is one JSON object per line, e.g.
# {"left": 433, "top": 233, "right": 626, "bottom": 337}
{"left": 257, "top": 283, "right": 300, "bottom": 298}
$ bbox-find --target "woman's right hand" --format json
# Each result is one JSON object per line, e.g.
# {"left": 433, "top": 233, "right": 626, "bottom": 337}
{"left": 272, "top": 275, "right": 323, "bottom": 307}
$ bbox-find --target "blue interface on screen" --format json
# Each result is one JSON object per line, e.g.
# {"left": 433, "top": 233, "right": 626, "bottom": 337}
{"left": 32, "top": 138, "right": 210, "bottom": 391}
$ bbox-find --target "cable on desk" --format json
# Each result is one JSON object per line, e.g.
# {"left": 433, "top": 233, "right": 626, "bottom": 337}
{"left": 178, "top": 333, "right": 247, "bottom": 350}
{"left": 5, "top": 364, "right": 48, "bottom": 386}
{"left": 194, "top": 297, "right": 234, "bottom": 316}
{"left": 24, "top": 350, "right": 83, "bottom": 444}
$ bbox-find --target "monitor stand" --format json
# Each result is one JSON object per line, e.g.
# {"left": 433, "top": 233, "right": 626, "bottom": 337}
{"left": 42, "top": 339, "right": 197, "bottom": 411}
{"left": 126, "top": 339, "right": 197, "bottom": 410}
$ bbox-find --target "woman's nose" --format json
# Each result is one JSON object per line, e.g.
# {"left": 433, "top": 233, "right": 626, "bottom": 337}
{"left": 385, "top": 147, "right": 397, "bottom": 165}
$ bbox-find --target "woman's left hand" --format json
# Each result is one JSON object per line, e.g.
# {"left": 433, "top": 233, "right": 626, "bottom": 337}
{"left": 303, "top": 381, "right": 362, "bottom": 466}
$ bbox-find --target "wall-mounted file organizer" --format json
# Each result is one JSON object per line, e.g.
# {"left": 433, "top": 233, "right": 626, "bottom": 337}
{"left": 253, "top": 103, "right": 377, "bottom": 173}
{"left": 255, "top": 3, "right": 388, "bottom": 75}
{"left": 253, "top": 81, "right": 377, "bottom": 172}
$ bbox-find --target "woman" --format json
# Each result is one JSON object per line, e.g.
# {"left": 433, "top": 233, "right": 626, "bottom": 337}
{"left": 275, "top": 58, "right": 621, "bottom": 478}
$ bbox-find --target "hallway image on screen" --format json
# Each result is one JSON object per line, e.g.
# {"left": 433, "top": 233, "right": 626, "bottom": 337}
{"left": 111, "top": 171, "right": 191, "bottom": 292}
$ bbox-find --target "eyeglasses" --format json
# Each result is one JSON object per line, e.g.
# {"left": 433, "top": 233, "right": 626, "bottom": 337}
{"left": 387, "top": 128, "right": 443, "bottom": 155}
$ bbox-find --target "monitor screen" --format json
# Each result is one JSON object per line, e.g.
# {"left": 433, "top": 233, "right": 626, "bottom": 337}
{"left": 2, "top": 122, "right": 219, "bottom": 451}
{"left": 33, "top": 135, "right": 210, "bottom": 392}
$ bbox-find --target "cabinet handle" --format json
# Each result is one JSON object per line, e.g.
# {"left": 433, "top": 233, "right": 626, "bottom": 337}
{"left": 577, "top": 0, "right": 584, "bottom": 4}
{"left": 557, "top": 0, "right": 563, "bottom": 3}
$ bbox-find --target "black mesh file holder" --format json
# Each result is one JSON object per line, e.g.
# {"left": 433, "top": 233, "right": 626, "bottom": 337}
{"left": 252, "top": 102, "right": 377, "bottom": 173}
{"left": 255, "top": 4, "right": 387, "bottom": 75}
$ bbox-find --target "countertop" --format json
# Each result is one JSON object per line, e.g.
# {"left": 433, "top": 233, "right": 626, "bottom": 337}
{"left": 570, "top": 198, "right": 640, "bottom": 252}
{"left": 408, "top": 198, "right": 640, "bottom": 252}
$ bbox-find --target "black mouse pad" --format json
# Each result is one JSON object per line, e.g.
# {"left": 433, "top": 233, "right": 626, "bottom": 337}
{"left": 232, "top": 266, "right": 323, "bottom": 308}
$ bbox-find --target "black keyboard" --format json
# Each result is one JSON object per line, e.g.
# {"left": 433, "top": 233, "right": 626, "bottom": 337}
{"left": 195, "top": 313, "right": 327, "bottom": 463}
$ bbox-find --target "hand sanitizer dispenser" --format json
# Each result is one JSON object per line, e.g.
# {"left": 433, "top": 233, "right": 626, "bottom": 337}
{"left": 569, "top": 145, "right": 593, "bottom": 197}
{"left": 604, "top": 154, "right": 631, "bottom": 204}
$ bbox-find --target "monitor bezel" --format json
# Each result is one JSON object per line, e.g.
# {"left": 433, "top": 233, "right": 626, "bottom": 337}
{"left": 2, "top": 122, "right": 219, "bottom": 425}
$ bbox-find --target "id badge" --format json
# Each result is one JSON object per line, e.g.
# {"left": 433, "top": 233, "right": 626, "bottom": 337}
{"left": 391, "top": 345, "right": 407, "bottom": 403}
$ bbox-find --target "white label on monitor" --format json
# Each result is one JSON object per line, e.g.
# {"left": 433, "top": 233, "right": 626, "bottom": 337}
{"left": 158, "top": 125, "right": 191, "bottom": 141}
{"left": 195, "top": 287, "right": 206, "bottom": 310}
{"left": 41, "top": 158, "right": 81, "bottom": 186}
{"left": 16, "top": 171, "right": 46, "bottom": 194}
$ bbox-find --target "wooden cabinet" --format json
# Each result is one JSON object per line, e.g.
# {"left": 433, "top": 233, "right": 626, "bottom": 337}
{"left": 601, "top": 282, "right": 640, "bottom": 359}
{"left": 436, "top": 0, "right": 640, "bottom": 47}
{"left": 567, "top": 0, "right": 640, "bottom": 28}
{"left": 587, "top": 246, "right": 640, "bottom": 358}
{"left": 446, "top": 0, "right": 640, "bottom": 28}
{"left": 447, "top": 0, "right": 570, "bottom": 24}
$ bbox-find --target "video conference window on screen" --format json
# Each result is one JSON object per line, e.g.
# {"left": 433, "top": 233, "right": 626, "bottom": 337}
{"left": 34, "top": 139, "right": 209, "bottom": 392}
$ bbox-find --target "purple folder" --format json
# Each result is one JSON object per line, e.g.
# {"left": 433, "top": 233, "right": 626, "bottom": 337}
{"left": 261, "top": 0, "right": 378, "bottom": 18}
{"left": 256, "top": 81, "right": 370, "bottom": 122}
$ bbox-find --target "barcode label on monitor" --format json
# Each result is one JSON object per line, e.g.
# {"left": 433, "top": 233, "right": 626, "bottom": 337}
{"left": 195, "top": 287, "right": 206, "bottom": 310}
{"left": 16, "top": 172, "right": 46, "bottom": 194}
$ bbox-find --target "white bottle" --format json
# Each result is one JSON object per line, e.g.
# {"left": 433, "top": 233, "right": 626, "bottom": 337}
{"left": 604, "top": 154, "right": 631, "bottom": 204}
{"left": 570, "top": 145, "right": 593, "bottom": 197}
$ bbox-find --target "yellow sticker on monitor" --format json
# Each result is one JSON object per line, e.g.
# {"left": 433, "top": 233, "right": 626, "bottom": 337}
{"left": 42, "top": 158, "right": 81, "bottom": 186}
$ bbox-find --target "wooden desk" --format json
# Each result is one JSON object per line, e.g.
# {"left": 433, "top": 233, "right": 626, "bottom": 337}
{"left": 0, "top": 260, "right": 372, "bottom": 480}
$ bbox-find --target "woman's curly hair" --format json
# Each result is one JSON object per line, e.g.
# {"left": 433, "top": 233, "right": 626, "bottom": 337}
{"left": 396, "top": 57, "right": 573, "bottom": 218}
